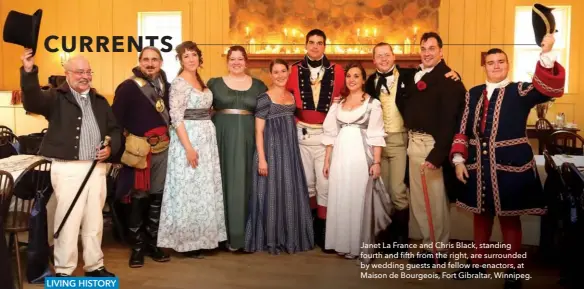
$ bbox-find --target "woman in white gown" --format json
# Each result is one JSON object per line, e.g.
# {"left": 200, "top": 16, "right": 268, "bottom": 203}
{"left": 157, "top": 41, "right": 227, "bottom": 258}
{"left": 322, "top": 62, "right": 392, "bottom": 262}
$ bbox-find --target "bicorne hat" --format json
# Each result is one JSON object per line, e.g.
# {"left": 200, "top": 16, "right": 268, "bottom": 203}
{"left": 2, "top": 9, "right": 43, "bottom": 56}
{"left": 532, "top": 4, "right": 556, "bottom": 47}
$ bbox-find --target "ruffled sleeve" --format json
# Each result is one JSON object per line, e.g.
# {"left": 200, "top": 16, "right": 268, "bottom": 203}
{"left": 321, "top": 102, "right": 340, "bottom": 146}
{"left": 255, "top": 93, "right": 271, "bottom": 119}
{"left": 169, "top": 77, "right": 190, "bottom": 129}
{"left": 366, "top": 99, "right": 387, "bottom": 147}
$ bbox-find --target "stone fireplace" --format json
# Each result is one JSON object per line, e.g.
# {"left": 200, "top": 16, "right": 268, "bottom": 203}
{"left": 227, "top": 0, "right": 441, "bottom": 84}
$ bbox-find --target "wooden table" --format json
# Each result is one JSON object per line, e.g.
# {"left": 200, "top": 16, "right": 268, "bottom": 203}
{"left": 526, "top": 125, "right": 580, "bottom": 138}
{"left": 526, "top": 125, "right": 581, "bottom": 154}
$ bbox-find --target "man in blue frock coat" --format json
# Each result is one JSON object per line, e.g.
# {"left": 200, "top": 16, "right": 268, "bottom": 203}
{"left": 449, "top": 33, "right": 565, "bottom": 289}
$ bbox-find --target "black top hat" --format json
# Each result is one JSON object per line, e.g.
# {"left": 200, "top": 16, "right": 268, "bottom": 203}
{"left": 2, "top": 9, "right": 43, "bottom": 56}
{"left": 532, "top": 4, "right": 556, "bottom": 47}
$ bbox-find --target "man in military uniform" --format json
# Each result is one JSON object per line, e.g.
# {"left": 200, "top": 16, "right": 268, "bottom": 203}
{"left": 112, "top": 46, "right": 171, "bottom": 268}
{"left": 286, "top": 29, "right": 345, "bottom": 252}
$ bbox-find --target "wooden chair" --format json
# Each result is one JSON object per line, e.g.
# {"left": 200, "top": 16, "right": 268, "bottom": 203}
{"left": 534, "top": 118, "right": 554, "bottom": 154}
{"left": 547, "top": 130, "right": 584, "bottom": 155}
{"left": 0, "top": 170, "right": 15, "bottom": 224}
{"left": 558, "top": 162, "right": 584, "bottom": 289}
{"left": 0, "top": 125, "right": 13, "bottom": 134}
{"left": 0, "top": 131, "right": 18, "bottom": 144}
{"left": 539, "top": 150, "right": 570, "bottom": 263}
{"left": 5, "top": 159, "right": 51, "bottom": 289}
{"left": 0, "top": 170, "right": 15, "bottom": 289}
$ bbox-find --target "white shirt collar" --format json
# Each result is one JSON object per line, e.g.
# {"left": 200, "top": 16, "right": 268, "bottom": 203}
{"left": 485, "top": 78, "right": 510, "bottom": 100}
{"left": 376, "top": 65, "right": 395, "bottom": 75}
{"left": 66, "top": 80, "right": 90, "bottom": 97}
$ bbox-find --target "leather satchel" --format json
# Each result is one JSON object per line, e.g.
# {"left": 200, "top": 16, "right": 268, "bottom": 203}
{"left": 121, "top": 133, "right": 150, "bottom": 169}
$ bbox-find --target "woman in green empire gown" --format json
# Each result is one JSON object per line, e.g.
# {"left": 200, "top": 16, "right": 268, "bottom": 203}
{"left": 207, "top": 46, "right": 267, "bottom": 251}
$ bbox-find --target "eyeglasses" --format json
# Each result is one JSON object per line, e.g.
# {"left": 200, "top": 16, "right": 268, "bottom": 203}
{"left": 68, "top": 70, "right": 94, "bottom": 76}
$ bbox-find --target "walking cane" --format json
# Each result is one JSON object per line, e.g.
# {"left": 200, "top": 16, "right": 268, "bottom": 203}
{"left": 54, "top": 136, "right": 111, "bottom": 239}
{"left": 420, "top": 164, "right": 440, "bottom": 270}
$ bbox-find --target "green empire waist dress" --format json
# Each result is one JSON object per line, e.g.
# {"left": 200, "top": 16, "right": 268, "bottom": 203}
{"left": 207, "top": 76, "right": 268, "bottom": 249}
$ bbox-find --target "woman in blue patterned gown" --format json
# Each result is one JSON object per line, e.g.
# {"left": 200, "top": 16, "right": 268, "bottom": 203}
{"left": 157, "top": 41, "right": 227, "bottom": 258}
{"left": 244, "top": 59, "right": 315, "bottom": 254}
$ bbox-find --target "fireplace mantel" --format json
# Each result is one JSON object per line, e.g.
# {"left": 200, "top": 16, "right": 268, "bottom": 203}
{"left": 233, "top": 54, "right": 421, "bottom": 69}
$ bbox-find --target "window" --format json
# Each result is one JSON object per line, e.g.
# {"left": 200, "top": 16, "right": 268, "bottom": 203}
{"left": 513, "top": 6, "right": 571, "bottom": 92}
{"left": 137, "top": 12, "right": 182, "bottom": 82}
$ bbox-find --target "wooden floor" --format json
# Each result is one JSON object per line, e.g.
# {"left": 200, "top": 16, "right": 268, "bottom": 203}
{"left": 19, "top": 228, "right": 566, "bottom": 289}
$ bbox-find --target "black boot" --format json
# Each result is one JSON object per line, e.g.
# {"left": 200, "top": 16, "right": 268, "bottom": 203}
{"left": 85, "top": 267, "right": 115, "bottom": 277}
{"left": 127, "top": 196, "right": 148, "bottom": 268}
{"left": 384, "top": 208, "right": 410, "bottom": 255}
{"left": 503, "top": 269, "right": 522, "bottom": 289}
{"left": 145, "top": 194, "right": 170, "bottom": 262}
{"left": 314, "top": 217, "right": 335, "bottom": 254}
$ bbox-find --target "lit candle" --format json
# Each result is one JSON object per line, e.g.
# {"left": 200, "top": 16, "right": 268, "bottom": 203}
{"left": 292, "top": 29, "right": 297, "bottom": 37}
{"left": 284, "top": 28, "right": 288, "bottom": 37}
{"left": 60, "top": 52, "right": 70, "bottom": 65}
{"left": 394, "top": 45, "right": 402, "bottom": 54}
{"left": 414, "top": 26, "right": 418, "bottom": 36}
{"left": 249, "top": 38, "right": 256, "bottom": 53}
{"left": 404, "top": 38, "right": 411, "bottom": 54}
{"left": 365, "top": 29, "right": 369, "bottom": 37}
{"left": 245, "top": 26, "right": 250, "bottom": 36}
{"left": 357, "top": 28, "right": 360, "bottom": 37}
{"left": 373, "top": 27, "right": 377, "bottom": 37}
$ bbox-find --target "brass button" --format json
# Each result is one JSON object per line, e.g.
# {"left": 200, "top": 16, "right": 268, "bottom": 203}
{"left": 482, "top": 150, "right": 487, "bottom": 155}
{"left": 482, "top": 142, "right": 487, "bottom": 147}
{"left": 481, "top": 208, "right": 485, "bottom": 212}
{"left": 77, "top": 127, "right": 80, "bottom": 130}
{"left": 482, "top": 193, "right": 486, "bottom": 197}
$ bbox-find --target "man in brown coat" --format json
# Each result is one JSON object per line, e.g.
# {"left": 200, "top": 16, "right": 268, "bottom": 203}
{"left": 399, "top": 32, "right": 466, "bottom": 265}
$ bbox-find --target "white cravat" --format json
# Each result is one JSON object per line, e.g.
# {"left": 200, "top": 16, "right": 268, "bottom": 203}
{"left": 307, "top": 56, "right": 324, "bottom": 81}
{"left": 485, "top": 78, "right": 511, "bottom": 100}
{"left": 414, "top": 64, "right": 435, "bottom": 84}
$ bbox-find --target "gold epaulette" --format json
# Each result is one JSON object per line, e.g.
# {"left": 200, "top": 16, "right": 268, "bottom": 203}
{"left": 130, "top": 76, "right": 147, "bottom": 87}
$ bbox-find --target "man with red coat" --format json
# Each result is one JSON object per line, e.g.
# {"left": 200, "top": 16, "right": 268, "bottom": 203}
{"left": 286, "top": 29, "right": 345, "bottom": 252}
{"left": 449, "top": 33, "right": 564, "bottom": 289}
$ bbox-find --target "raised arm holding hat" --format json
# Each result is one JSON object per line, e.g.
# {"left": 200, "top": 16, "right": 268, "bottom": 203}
{"left": 3, "top": 9, "right": 42, "bottom": 55}
{"left": 448, "top": 33, "right": 564, "bottom": 289}
{"left": 20, "top": 48, "right": 121, "bottom": 277}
